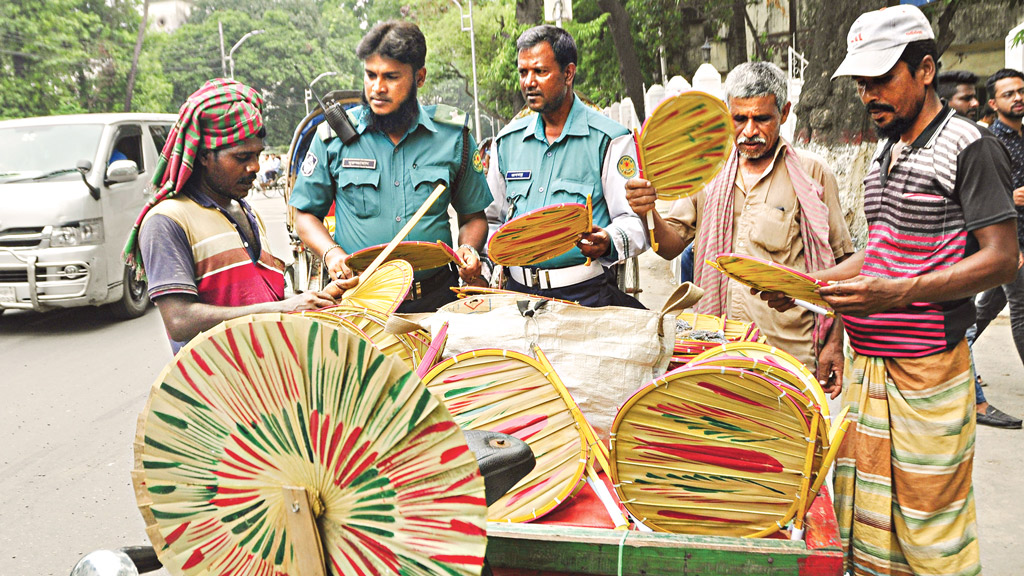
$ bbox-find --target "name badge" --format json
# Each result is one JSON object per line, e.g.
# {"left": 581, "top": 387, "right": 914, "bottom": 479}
{"left": 506, "top": 170, "right": 531, "bottom": 181}
{"left": 342, "top": 158, "right": 377, "bottom": 169}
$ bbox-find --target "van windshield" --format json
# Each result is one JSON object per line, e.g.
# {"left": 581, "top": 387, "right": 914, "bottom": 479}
{"left": 0, "top": 124, "right": 104, "bottom": 179}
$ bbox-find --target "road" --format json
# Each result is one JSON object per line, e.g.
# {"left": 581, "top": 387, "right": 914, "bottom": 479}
{"left": 1, "top": 194, "right": 1021, "bottom": 575}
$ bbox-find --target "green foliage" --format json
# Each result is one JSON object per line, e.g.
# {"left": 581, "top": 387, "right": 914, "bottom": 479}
{"left": 0, "top": 0, "right": 165, "bottom": 119}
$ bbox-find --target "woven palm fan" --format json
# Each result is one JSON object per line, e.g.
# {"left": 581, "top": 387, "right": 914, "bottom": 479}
{"left": 133, "top": 313, "right": 487, "bottom": 576}
{"left": 710, "top": 253, "right": 831, "bottom": 311}
{"left": 688, "top": 341, "right": 831, "bottom": 420}
{"left": 346, "top": 241, "right": 465, "bottom": 273}
{"left": 610, "top": 365, "right": 816, "bottom": 538}
{"left": 300, "top": 305, "right": 428, "bottom": 371}
{"left": 421, "top": 349, "right": 589, "bottom": 523}
{"left": 339, "top": 259, "right": 414, "bottom": 315}
{"left": 487, "top": 202, "right": 592, "bottom": 267}
{"left": 634, "top": 92, "right": 733, "bottom": 249}
{"left": 670, "top": 312, "right": 764, "bottom": 368}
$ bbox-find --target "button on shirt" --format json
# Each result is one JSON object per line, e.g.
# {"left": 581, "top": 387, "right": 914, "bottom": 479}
{"left": 989, "top": 118, "right": 1024, "bottom": 248}
{"left": 485, "top": 96, "right": 647, "bottom": 269}
{"left": 289, "top": 102, "right": 492, "bottom": 279}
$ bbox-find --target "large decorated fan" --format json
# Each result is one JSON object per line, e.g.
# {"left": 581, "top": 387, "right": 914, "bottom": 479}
{"left": 346, "top": 241, "right": 464, "bottom": 273}
{"left": 633, "top": 91, "right": 733, "bottom": 248}
{"left": 421, "top": 349, "right": 589, "bottom": 523}
{"left": 709, "top": 253, "right": 831, "bottom": 310}
{"left": 487, "top": 202, "right": 591, "bottom": 266}
{"left": 610, "top": 365, "right": 818, "bottom": 538}
{"left": 340, "top": 259, "right": 414, "bottom": 314}
{"left": 133, "top": 313, "right": 487, "bottom": 576}
{"left": 300, "top": 305, "right": 429, "bottom": 371}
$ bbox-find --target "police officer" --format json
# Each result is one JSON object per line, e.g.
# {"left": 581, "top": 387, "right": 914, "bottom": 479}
{"left": 290, "top": 20, "right": 492, "bottom": 312}
{"left": 486, "top": 25, "right": 647, "bottom": 308}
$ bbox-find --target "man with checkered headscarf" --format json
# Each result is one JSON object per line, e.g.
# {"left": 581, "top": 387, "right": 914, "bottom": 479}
{"left": 125, "top": 79, "right": 335, "bottom": 354}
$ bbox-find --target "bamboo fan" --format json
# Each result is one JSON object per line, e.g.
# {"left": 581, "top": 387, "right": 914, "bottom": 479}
{"left": 633, "top": 92, "right": 733, "bottom": 250}
{"left": 339, "top": 259, "right": 413, "bottom": 315}
{"left": 133, "top": 313, "right": 487, "bottom": 576}
{"left": 670, "top": 312, "right": 764, "bottom": 368}
{"left": 487, "top": 202, "right": 591, "bottom": 266}
{"left": 710, "top": 253, "right": 832, "bottom": 311}
{"left": 346, "top": 241, "right": 465, "bottom": 273}
{"left": 299, "top": 305, "right": 428, "bottom": 371}
{"left": 421, "top": 349, "right": 589, "bottom": 523}
{"left": 610, "top": 365, "right": 815, "bottom": 538}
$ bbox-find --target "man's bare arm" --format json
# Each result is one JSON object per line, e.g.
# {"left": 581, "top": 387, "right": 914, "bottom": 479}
{"left": 155, "top": 291, "right": 337, "bottom": 343}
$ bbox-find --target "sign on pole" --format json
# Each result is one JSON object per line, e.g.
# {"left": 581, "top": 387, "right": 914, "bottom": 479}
{"left": 544, "top": 0, "right": 572, "bottom": 24}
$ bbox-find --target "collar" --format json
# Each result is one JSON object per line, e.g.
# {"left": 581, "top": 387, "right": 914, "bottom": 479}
{"left": 523, "top": 94, "right": 589, "bottom": 143}
{"left": 990, "top": 118, "right": 1022, "bottom": 138}
{"left": 354, "top": 101, "right": 434, "bottom": 138}
{"left": 909, "top": 105, "right": 955, "bottom": 149}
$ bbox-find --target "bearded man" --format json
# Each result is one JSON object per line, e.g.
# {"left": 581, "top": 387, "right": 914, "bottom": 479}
{"left": 290, "top": 20, "right": 492, "bottom": 312}
{"left": 626, "top": 62, "right": 854, "bottom": 390}
{"left": 124, "top": 79, "right": 336, "bottom": 353}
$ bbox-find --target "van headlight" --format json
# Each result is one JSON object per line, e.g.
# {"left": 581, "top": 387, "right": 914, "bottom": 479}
{"left": 49, "top": 218, "right": 105, "bottom": 247}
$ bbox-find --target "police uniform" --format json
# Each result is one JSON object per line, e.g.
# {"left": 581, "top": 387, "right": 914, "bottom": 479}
{"left": 485, "top": 96, "right": 647, "bottom": 307}
{"left": 290, "top": 102, "right": 492, "bottom": 312}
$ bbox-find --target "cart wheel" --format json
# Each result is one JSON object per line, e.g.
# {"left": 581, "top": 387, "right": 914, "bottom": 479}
{"left": 294, "top": 246, "right": 324, "bottom": 293}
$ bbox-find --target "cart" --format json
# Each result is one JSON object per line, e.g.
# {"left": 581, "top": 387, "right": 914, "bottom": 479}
{"left": 282, "top": 89, "right": 362, "bottom": 293}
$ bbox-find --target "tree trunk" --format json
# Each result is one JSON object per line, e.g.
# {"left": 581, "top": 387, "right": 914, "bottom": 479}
{"left": 796, "top": 0, "right": 878, "bottom": 145}
{"left": 124, "top": 0, "right": 150, "bottom": 112}
{"left": 596, "top": 0, "right": 646, "bottom": 122}
{"left": 727, "top": 0, "right": 749, "bottom": 69}
{"left": 516, "top": 0, "right": 542, "bottom": 24}
{"left": 934, "top": 0, "right": 962, "bottom": 57}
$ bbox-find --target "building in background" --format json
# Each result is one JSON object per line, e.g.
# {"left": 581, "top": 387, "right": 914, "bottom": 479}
{"left": 149, "top": 0, "right": 192, "bottom": 33}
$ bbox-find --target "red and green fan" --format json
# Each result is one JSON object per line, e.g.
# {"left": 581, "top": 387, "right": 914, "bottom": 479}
{"left": 133, "top": 313, "right": 487, "bottom": 576}
{"left": 487, "top": 201, "right": 592, "bottom": 267}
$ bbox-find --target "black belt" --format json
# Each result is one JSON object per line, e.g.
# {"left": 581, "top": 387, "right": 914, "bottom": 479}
{"left": 405, "top": 266, "right": 457, "bottom": 301}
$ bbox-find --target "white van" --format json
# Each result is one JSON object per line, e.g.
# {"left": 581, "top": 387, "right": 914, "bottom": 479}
{"left": 0, "top": 113, "right": 177, "bottom": 318}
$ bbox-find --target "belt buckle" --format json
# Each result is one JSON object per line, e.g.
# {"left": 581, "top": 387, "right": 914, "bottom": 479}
{"left": 527, "top": 267, "right": 542, "bottom": 289}
{"left": 406, "top": 280, "right": 423, "bottom": 301}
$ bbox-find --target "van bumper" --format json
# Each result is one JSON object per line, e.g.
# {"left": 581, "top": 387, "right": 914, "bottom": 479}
{"left": 0, "top": 246, "right": 109, "bottom": 312}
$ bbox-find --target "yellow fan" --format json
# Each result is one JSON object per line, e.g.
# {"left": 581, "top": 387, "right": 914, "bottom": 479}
{"left": 487, "top": 202, "right": 592, "bottom": 267}
{"left": 346, "top": 240, "right": 465, "bottom": 273}
{"left": 300, "top": 305, "right": 428, "bottom": 371}
{"left": 340, "top": 259, "right": 413, "bottom": 314}
{"left": 633, "top": 92, "right": 733, "bottom": 249}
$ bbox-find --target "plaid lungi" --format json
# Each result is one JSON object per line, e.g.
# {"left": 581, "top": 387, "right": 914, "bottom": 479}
{"left": 834, "top": 339, "right": 980, "bottom": 576}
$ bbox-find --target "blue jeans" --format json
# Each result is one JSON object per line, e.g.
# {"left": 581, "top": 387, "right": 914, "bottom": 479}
{"left": 679, "top": 241, "right": 695, "bottom": 284}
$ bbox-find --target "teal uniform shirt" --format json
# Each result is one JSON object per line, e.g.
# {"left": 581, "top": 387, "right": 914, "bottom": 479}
{"left": 289, "top": 102, "right": 492, "bottom": 279}
{"left": 486, "top": 96, "right": 647, "bottom": 269}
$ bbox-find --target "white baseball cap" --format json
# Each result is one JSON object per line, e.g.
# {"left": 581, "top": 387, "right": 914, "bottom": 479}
{"left": 831, "top": 5, "right": 934, "bottom": 80}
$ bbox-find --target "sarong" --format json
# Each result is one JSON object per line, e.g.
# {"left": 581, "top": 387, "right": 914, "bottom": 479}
{"left": 834, "top": 340, "right": 980, "bottom": 576}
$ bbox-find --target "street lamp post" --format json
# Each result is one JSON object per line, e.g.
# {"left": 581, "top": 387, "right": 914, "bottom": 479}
{"left": 451, "top": 0, "right": 481, "bottom": 138}
{"left": 305, "top": 71, "right": 339, "bottom": 115}
{"left": 224, "top": 29, "right": 265, "bottom": 79}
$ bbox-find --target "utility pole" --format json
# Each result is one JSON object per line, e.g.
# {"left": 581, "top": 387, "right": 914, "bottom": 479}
{"left": 219, "top": 21, "right": 227, "bottom": 77}
{"left": 451, "top": 1, "right": 481, "bottom": 137}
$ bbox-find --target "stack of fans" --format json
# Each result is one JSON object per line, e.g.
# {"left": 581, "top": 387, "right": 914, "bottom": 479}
{"left": 669, "top": 312, "right": 765, "bottom": 369}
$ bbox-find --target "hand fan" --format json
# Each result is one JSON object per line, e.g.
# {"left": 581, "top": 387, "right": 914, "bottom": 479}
{"left": 340, "top": 259, "right": 413, "bottom": 315}
{"left": 421, "top": 349, "right": 589, "bottom": 523}
{"left": 633, "top": 92, "right": 733, "bottom": 249}
{"left": 487, "top": 202, "right": 591, "bottom": 266}
{"left": 610, "top": 365, "right": 814, "bottom": 538}
{"left": 709, "top": 253, "right": 832, "bottom": 312}
{"left": 133, "top": 313, "right": 487, "bottom": 576}
{"left": 299, "top": 305, "right": 427, "bottom": 371}
{"left": 346, "top": 241, "right": 465, "bottom": 273}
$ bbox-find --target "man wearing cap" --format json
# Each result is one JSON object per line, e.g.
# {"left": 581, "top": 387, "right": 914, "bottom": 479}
{"left": 625, "top": 62, "right": 855, "bottom": 391}
{"left": 486, "top": 25, "right": 646, "bottom": 307}
{"left": 124, "top": 79, "right": 337, "bottom": 354}
{"left": 812, "top": 6, "right": 1018, "bottom": 575}
{"left": 290, "top": 20, "right": 491, "bottom": 312}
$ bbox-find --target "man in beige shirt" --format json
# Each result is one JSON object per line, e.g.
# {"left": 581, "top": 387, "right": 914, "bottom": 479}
{"left": 627, "top": 62, "right": 854, "bottom": 393}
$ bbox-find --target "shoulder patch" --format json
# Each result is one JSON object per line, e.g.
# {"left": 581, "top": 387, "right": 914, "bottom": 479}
{"left": 300, "top": 151, "right": 318, "bottom": 177}
{"left": 433, "top": 103, "right": 468, "bottom": 127}
{"left": 616, "top": 155, "right": 637, "bottom": 179}
{"left": 472, "top": 148, "right": 484, "bottom": 173}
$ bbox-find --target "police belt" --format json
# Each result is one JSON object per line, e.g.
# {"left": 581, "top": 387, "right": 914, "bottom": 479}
{"left": 506, "top": 262, "right": 604, "bottom": 290}
{"left": 405, "top": 265, "right": 457, "bottom": 301}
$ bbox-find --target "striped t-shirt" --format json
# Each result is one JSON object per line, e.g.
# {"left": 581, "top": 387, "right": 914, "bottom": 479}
{"left": 844, "top": 107, "right": 1016, "bottom": 357}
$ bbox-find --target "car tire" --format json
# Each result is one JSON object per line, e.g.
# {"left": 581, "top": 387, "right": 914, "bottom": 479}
{"left": 110, "top": 265, "right": 150, "bottom": 319}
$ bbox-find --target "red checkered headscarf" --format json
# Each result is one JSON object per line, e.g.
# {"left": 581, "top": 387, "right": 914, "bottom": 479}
{"left": 123, "top": 78, "right": 265, "bottom": 277}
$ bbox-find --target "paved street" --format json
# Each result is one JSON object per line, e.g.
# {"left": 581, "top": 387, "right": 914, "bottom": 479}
{"left": 1, "top": 194, "right": 1021, "bottom": 575}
